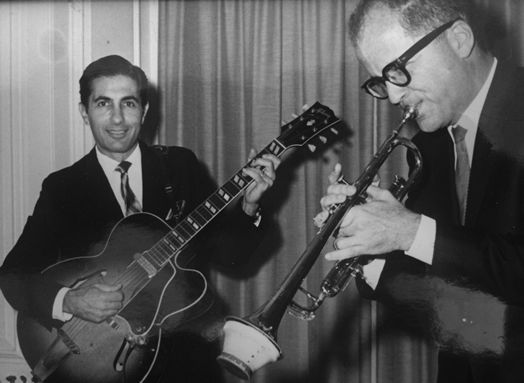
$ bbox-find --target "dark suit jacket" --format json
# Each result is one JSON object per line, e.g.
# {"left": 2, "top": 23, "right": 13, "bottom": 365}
{"left": 356, "top": 63, "right": 524, "bottom": 382}
{"left": 0, "top": 141, "right": 265, "bottom": 329}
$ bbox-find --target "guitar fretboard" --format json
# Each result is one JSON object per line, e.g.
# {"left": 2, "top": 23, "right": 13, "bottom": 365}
{"left": 142, "top": 139, "right": 286, "bottom": 271}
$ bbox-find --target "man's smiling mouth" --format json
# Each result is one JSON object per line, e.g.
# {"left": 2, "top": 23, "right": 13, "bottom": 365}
{"left": 107, "top": 130, "right": 128, "bottom": 139}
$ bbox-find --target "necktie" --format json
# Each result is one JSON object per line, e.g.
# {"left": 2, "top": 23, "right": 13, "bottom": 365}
{"left": 452, "top": 125, "right": 469, "bottom": 224}
{"left": 115, "top": 161, "right": 142, "bottom": 216}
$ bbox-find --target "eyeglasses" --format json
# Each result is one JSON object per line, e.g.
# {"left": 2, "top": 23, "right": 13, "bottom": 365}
{"left": 361, "top": 18, "right": 461, "bottom": 100}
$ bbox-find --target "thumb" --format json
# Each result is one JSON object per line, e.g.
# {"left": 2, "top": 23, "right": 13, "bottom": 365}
{"left": 364, "top": 185, "right": 393, "bottom": 202}
{"left": 328, "top": 163, "right": 343, "bottom": 184}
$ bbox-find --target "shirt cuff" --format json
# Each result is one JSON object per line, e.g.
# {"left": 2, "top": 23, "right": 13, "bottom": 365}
{"left": 405, "top": 214, "right": 436, "bottom": 265}
{"left": 249, "top": 206, "right": 262, "bottom": 227}
{"left": 362, "top": 259, "right": 386, "bottom": 290}
{"left": 52, "top": 287, "right": 73, "bottom": 322}
{"left": 361, "top": 215, "right": 436, "bottom": 290}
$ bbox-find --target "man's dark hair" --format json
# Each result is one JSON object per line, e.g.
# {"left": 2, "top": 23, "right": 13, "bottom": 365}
{"left": 79, "top": 55, "right": 149, "bottom": 109}
{"left": 348, "top": 0, "right": 488, "bottom": 52}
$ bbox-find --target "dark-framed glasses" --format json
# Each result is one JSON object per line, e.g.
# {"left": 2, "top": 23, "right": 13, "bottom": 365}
{"left": 361, "top": 18, "right": 461, "bottom": 100}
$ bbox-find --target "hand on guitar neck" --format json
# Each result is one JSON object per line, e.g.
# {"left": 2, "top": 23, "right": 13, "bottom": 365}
{"left": 64, "top": 282, "right": 124, "bottom": 323}
{"left": 242, "top": 149, "right": 281, "bottom": 217}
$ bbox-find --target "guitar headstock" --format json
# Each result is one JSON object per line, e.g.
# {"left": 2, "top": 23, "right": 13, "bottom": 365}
{"left": 278, "top": 102, "right": 340, "bottom": 151}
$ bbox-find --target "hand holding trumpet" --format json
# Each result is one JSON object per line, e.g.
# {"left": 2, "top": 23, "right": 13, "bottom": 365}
{"left": 314, "top": 163, "right": 421, "bottom": 261}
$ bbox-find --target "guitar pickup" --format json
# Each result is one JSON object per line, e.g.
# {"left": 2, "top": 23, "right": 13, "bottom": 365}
{"left": 136, "top": 256, "right": 157, "bottom": 278}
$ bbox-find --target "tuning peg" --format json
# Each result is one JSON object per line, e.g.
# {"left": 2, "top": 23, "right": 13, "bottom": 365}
{"left": 331, "top": 128, "right": 339, "bottom": 135}
{"left": 302, "top": 104, "right": 309, "bottom": 111}
{"left": 318, "top": 135, "right": 327, "bottom": 144}
{"left": 308, "top": 144, "right": 316, "bottom": 152}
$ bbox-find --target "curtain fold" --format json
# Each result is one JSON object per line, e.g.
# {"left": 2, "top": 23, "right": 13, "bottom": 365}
{"left": 157, "top": 0, "right": 523, "bottom": 382}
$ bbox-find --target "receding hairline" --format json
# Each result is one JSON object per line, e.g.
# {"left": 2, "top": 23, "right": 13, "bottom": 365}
{"left": 348, "top": 0, "right": 480, "bottom": 48}
{"left": 349, "top": 3, "right": 434, "bottom": 48}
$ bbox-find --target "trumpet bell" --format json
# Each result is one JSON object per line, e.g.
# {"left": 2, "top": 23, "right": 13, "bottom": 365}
{"left": 217, "top": 317, "right": 283, "bottom": 380}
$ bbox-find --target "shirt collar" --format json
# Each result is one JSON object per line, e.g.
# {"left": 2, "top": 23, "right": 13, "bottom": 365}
{"left": 96, "top": 144, "right": 142, "bottom": 175}
{"left": 456, "top": 58, "right": 497, "bottom": 131}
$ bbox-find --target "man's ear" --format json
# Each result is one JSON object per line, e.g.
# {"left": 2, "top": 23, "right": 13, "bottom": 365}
{"left": 141, "top": 103, "right": 149, "bottom": 124}
{"left": 78, "top": 103, "right": 89, "bottom": 125}
{"left": 448, "top": 19, "right": 475, "bottom": 58}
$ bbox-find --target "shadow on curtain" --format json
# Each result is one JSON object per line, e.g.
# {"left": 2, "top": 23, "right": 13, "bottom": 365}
{"left": 156, "top": 0, "right": 524, "bottom": 382}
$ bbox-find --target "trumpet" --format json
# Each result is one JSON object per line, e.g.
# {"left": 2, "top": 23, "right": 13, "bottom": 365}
{"left": 217, "top": 107, "right": 422, "bottom": 380}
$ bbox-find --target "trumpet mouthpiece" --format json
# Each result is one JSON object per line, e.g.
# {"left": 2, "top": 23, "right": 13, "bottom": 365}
{"left": 403, "top": 106, "right": 418, "bottom": 121}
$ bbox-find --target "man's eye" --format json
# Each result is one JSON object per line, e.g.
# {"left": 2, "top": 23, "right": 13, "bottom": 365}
{"left": 96, "top": 101, "right": 108, "bottom": 107}
{"left": 124, "top": 101, "right": 137, "bottom": 108}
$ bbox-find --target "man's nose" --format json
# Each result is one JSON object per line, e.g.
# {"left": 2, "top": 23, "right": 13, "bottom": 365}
{"left": 111, "top": 106, "right": 123, "bottom": 124}
{"left": 386, "top": 82, "right": 407, "bottom": 105}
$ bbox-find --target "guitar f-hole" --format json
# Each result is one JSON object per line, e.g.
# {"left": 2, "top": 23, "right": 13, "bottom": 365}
{"left": 114, "top": 338, "right": 136, "bottom": 372}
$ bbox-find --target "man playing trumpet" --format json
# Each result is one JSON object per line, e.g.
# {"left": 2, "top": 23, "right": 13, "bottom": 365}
{"left": 316, "top": 0, "right": 524, "bottom": 382}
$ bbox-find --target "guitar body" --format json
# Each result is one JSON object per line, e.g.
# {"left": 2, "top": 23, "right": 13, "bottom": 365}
{"left": 17, "top": 213, "right": 213, "bottom": 383}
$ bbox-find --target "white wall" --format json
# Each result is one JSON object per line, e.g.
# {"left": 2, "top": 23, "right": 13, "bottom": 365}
{"left": 0, "top": 1, "right": 158, "bottom": 379}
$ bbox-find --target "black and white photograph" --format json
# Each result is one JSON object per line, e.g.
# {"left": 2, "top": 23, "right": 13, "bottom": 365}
{"left": 0, "top": 1, "right": 523, "bottom": 382}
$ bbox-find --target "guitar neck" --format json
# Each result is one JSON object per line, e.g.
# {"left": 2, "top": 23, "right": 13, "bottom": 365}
{"left": 144, "top": 139, "right": 286, "bottom": 269}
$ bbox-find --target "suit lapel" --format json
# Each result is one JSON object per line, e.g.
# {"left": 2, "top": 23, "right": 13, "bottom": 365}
{"left": 79, "top": 148, "right": 124, "bottom": 221}
{"left": 409, "top": 128, "right": 461, "bottom": 225}
{"left": 140, "top": 142, "right": 172, "bottom": 219}
{"left": 465, "top": 125, "right": 495, "bottom": 226}
{"left": 464, "top": 63, "right": 515, "bottom": 226}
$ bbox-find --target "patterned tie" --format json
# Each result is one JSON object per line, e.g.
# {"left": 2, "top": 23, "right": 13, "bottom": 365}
{"left": 452, "top": 125, "right": 470, "bottom": 224}
{"left": 115, "top": 161, "right": 142, "bottom": 216}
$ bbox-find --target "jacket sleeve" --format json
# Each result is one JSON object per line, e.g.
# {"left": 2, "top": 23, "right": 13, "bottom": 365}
{"left": 163, "top": 146, "right": 267, "bottom": 268}
{"left": 430, "top": 224, "right": 524, "bottom": 305}
{"left": 0, "top": 175, "right": 68, "bottom": 328}
{"left": 204, "top": 198, "right": 266, "bottom": 268}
